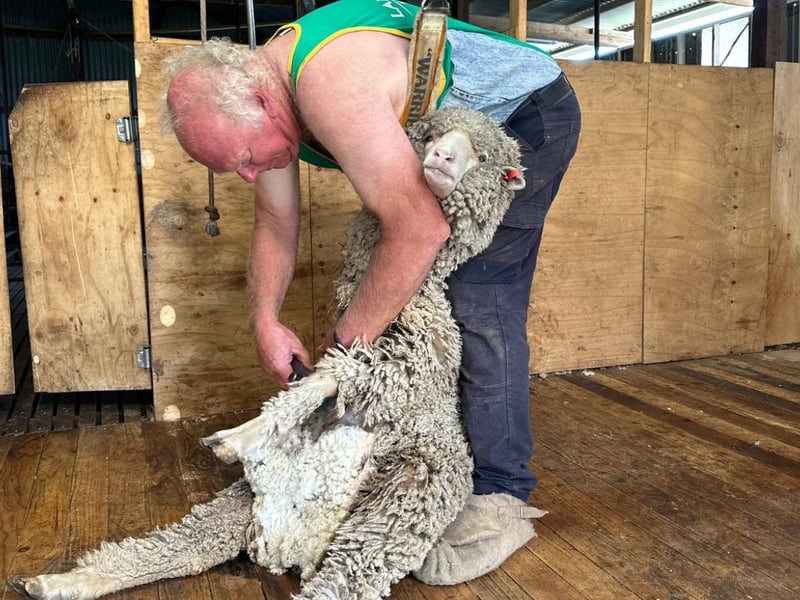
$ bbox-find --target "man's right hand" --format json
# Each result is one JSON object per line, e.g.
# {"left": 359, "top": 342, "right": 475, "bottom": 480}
{"left": 253, "top": 319, "right": 312, "bottom": 387}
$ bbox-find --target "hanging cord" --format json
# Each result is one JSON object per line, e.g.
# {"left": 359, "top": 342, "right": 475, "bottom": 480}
{"left": 204, "top": 170, "right": 220, "bottom": 236}
{"left": 199, "top": 0, "right": 221, "bottom": 236}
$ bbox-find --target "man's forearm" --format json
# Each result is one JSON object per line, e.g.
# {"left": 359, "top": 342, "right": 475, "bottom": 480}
{"left": 248, "top": 223, "right": 297, "bottom": 326}
{"left": 335, "top": 231, "right": 446, "bottom": 345}
{"left": 248, "top": 161, "right": 302, "bottom": 326}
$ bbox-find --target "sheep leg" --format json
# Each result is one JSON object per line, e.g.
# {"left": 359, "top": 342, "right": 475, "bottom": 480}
{"left": 297, "top": 445, "right": 473, "bottom": 600}
{"left": 8, "top": 480, "right": 253, "bottom": 600}
{"left": 201, "top": 373, "right": 339, "bottom": 464}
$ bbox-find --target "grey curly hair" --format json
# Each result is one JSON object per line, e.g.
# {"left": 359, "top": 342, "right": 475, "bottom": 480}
{"left": 161, "top": 38, "right": 274, "bottom": 131}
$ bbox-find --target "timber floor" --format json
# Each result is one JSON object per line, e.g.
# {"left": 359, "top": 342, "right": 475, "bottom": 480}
{"left": 1, "top": 348, "right": 800, "bottom": 600}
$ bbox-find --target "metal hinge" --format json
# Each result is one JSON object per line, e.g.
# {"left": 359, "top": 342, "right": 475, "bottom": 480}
{"left": 116, "top": 116, "right": 137, "bottom": 143}
{"left": 137, "top": 345, "right": 151, "bottom": 370}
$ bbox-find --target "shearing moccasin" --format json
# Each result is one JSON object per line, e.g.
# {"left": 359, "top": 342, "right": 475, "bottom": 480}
{"left": 413, "top": 493, "right": 547, "bottom": 586}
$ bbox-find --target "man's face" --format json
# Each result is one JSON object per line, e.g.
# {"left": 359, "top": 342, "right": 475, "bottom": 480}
{"left": 173, "top": 100, "right": 297, "bottom": 182}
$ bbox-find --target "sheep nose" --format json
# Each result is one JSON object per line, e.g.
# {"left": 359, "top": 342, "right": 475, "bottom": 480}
{"left": 433, "top": 147, "right": 455, "bottom": 162}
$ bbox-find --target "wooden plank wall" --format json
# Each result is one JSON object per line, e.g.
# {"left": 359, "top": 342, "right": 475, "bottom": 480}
{"left": 0, "top": 194, "right": 13, "bottom": 395}
{"left": 8, "top": 82, "right": 151, "bottom": 393}
{"left": 532, "top": 62, "right": 775, "bottom": 372}
{"left": 530, "top": 61, "right": 648, "bottom": 373}
{"left": 135, "top": 44, "right": 791, "bottom": 418}
{"left": 766, "top": 62, "right": 800, "bottom": 345}
{"left": 643, "top": 65, "right": 773, "bottom": 363}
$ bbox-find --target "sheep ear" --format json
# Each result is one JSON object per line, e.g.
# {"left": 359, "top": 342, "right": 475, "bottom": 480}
{"left": 502, "top": 166, "right": 526, "bottom": 191}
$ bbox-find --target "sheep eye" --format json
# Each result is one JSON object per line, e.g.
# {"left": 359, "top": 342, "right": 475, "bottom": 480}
{"left": 423, "top": 133, "right": 434, "bottom": 143}
{"left": 478, "top": 152, "right": 488, "bottom": 163}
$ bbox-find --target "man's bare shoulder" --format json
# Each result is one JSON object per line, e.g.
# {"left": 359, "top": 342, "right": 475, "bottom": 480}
{"left": 297, "top": 30, "right": 409, "bottom": 125}
{"left": 292, "top": 32, "right": 432, "bottom": 212}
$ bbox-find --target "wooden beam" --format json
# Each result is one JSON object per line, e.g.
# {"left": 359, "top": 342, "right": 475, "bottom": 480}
{"left": 451, "top": 0, "right": 470, "bottom": 22}
{"left": 633, "top": 0, "right": 653, "bottom": 63}
{"left": 132, "top": 0, "right": 150, "bottom": 43}
{"left": 472, "top": 16, "right": 633, "bottom": 48}
{"left": 750, "top": 0, "right": 787, "bottom": 67}
{"left": 152, "top": 37, "right": 202, "bottom": 46}
{"left": 508, "top": 0, "right": 528, "bottom": 42}
{"left": 707, "top": 0, "right": 753, "bottom": 6}
{"left": 766, "top": 63, "right": 800, "bottom": 344}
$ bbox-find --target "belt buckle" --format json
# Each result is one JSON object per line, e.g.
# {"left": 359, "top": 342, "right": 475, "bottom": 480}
{"left": 421, "top": 0, "right": 450, "bottom": 14}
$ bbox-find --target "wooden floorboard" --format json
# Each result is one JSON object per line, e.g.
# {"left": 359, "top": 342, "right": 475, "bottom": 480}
{"left": 107, "top": 423, "right": 159, "bottom": 600}
{"left": 0, "top": 349, "right": 798, "bottom": 599}
{"left": 2, "top": 430, "right": 85, "bottom": 600}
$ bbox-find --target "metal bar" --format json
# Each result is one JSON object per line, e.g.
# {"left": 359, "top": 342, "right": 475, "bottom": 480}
{"left": 594, "top": 0, "right": 600, "bottom": 58}
{"left": 245, "top": 0, "right": 257, "bottom": 49}
{"left": 200, "top": 0, "right": 207, "bottom": 43}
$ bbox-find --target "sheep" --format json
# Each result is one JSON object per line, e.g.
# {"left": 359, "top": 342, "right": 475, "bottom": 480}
{"left": 8, "top": 107, "right": 526, "bottom": 600}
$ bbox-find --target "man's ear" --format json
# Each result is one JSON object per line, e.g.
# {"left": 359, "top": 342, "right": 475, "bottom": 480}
{"left": 253, "top": 88, "right": 277, "bottom": 118}
{"left": 501, "top": 166, "right": 526, "bottom": 191}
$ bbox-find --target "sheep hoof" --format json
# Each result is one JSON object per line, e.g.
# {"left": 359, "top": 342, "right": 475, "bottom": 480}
{"left": 199, "top": 433, "right": 240, "bottom": 464}
{"left": 7, "top": 576, "right": 45, "bottom": 599}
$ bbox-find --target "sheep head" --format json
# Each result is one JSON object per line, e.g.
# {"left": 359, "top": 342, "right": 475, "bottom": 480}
{"left": 407, "top": 108, "right": 526, "bottom": 277}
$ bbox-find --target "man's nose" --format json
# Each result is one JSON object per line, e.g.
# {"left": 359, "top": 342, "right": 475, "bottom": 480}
{"left": 237, "top": 166, "right": 257, "bottom": 183}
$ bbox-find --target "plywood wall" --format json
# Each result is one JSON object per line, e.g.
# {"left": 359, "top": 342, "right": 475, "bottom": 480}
{"left": 533, "top": 62, "right": 775, "bottom": 371}
{"left": 529, "top": 61, "right": 648, "bottom": 373}
{"left": 134, "top": 44, "right": 790, "bottom": 418}
{"left": 643, "top": 65, "right": 773, "bottom": 362}
{"left": 0, "top": 195, "right": 13, "bottom": 395}
{"left": 9, "top": 82, "right": 151, "bottom": 393}
{"left": 766, "top": 62, "right": 800, "bottom": 346}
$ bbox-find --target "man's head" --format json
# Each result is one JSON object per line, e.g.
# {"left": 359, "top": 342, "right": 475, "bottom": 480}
{"left": 163, "top": 39, "right": 268, "bottom": 130}
{"left": 163, "top": 39, "right": 301, "bottom": 182}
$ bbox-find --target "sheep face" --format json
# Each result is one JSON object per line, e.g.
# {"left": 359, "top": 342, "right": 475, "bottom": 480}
{"left": 419, "top": 128, "right": 484, "bottom": 198}
{"left": 407, "top": 108, "right": 526, "bottom": 275}
{"left": 408, "top": 108, "right": 525, "bottom": 199}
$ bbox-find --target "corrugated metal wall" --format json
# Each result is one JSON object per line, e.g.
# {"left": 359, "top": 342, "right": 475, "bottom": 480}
{"left": 1, "top": 0, "right": 137, "bottom": 235}
{"left": 1, "top": 1, "right": 133, "bottom": 129}
{"left": 1, "top": 0, "right": 296, "bottom": 233}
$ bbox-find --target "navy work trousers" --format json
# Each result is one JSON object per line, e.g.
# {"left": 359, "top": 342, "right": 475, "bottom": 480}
{"left": 445, "top": 74, "right": 582, "bottom": 501}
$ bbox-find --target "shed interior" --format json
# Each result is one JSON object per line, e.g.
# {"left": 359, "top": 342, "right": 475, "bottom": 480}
{"left": 0, "top": 2, "right": 799, "bottom": 598}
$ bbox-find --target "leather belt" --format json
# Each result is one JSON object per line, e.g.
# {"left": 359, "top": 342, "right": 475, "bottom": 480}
{"left": 402, "top": 0, "right": 450, "bottom": 126}
{"left": 534, "top": 73, "right": 574, "bottom": 107}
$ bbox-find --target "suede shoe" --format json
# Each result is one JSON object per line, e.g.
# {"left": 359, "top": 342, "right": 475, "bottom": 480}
{"left": 413, "top": 493, "right": 547, "bottom": 586}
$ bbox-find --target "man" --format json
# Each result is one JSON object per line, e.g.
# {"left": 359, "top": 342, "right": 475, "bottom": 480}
{"left": 164, "top": 0, "right": 581, "bottom": 585}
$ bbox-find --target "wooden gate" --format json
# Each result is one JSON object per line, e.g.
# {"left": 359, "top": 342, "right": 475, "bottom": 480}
{"left": 8, "top": 81, "right": 150, "bottom": 393}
